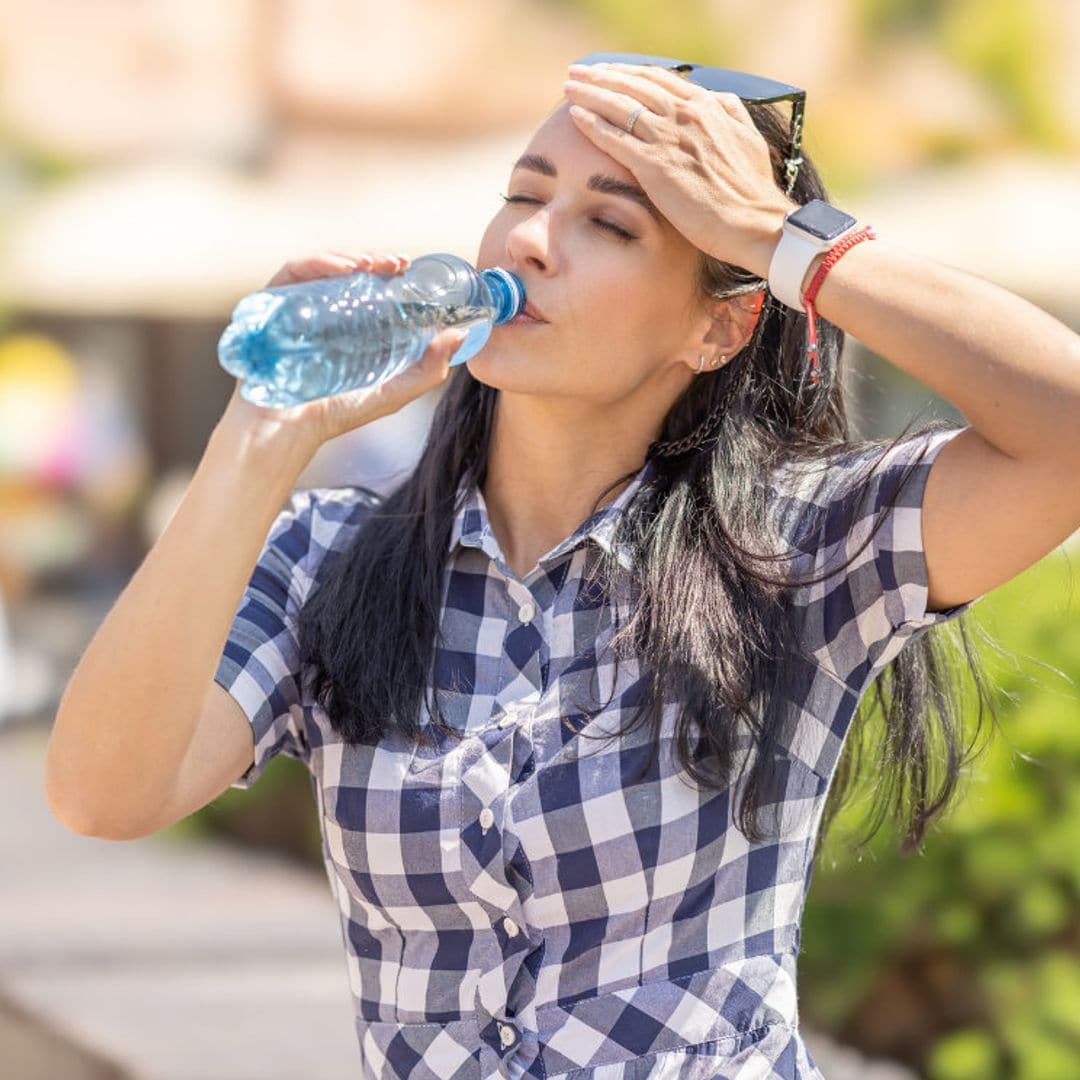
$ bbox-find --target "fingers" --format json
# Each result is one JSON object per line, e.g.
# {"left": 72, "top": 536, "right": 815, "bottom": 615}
{"left": 265, "top": 250, "right": 411, "bottom": 288}
{"left": 315, "top": 324, "right": 467, "bottom": 441}
{"left": 707, "top": 91, "right": 756, "bottom": 127}
{"left": 564, "top": 67, "right": 671, "bottom": 138}
{"left": 621, "top": 64, "right": 753, "bottom": 127}
{"left": 421, "top": 327, "right": 471, "bottom": 376}
{"left": 363, "top": 328, "right": 467, "bottom": 413}
{"left": 566, "top": 62, "right": 755, "bottom": 130}
{"left": 384, "top": 326, "right": 467, "bottom": 391}
{"left": 568, "top": 62, "right": 696, "bottom": 103}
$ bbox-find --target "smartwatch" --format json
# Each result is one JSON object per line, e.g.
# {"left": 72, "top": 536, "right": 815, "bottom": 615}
{"left": 768, "top": 199, "right": 860, "bottom": 312}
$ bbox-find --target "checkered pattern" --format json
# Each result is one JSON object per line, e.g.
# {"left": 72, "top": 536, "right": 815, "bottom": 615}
{"left": 215, "top": 425, "right": 977, "bottom": 1078}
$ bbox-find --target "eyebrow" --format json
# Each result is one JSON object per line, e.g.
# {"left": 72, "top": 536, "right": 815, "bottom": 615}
{"left": 511, "top": 152, "right": 663, "bottom": 224}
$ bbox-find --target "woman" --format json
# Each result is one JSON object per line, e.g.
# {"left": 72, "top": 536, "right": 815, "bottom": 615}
{"left": 47, "top": 58, "right": 1080, "bottom": 1079}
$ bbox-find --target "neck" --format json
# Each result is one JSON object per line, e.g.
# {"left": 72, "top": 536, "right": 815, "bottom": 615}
{"left": 481, "top": 393, "right": 652, "bottom": 579}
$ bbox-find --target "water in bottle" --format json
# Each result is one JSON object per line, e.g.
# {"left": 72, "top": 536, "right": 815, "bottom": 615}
{"left": 217, "top": 252, "right": 525, "bottom": 408}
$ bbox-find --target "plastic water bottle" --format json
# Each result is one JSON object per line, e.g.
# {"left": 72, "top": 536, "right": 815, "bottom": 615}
{"left": 217, "top": 252, "right": 525, "bottom": 408}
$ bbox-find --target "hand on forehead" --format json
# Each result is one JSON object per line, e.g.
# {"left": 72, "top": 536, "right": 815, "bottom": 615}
{"left": 561, "top": 61, "right": 796, "bottom": 270}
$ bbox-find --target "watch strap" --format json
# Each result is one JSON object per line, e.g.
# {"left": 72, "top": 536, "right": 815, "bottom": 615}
{"left": 767, "top": 225, "right": 828, "bottom": 314}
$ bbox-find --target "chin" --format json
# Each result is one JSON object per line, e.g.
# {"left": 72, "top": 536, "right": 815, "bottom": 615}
{"left": 465, "top": 346, "right": 553, "bottom": 392}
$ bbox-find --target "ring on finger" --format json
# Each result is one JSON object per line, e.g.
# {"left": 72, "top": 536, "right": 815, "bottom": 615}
{"left": 625, "top": 103, "right": 648, "bottom": 134}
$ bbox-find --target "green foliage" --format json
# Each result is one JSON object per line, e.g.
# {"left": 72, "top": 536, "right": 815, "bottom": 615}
{"left": 855, "top": 0, "right": 946, "bottom": 38}
{"left": 802, "top": 545, "right": 1080, "bottom": 1074}
{"left": 939, "top": 0, "right": 1071, "bottom": 152}
{"left": 855, "top": 0, "right": 1071, "bottom": 153}
{"left": 928, "top": 1027, "right": 1003, "bottom": 1080}
{"left": 0, "top": 126, "right": 85, "bottom": 188}
{"left": 172, "top": 753, "right": 324, "bottom": 867}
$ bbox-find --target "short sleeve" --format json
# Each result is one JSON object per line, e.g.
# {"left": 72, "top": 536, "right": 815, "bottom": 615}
{"left": 214, "top": 488, "right": 318, "bottom": 790}
{"left": 770, "top": 426, "right": 982, "bottom": 686}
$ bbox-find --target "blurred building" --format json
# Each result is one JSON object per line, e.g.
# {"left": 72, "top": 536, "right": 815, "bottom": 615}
{"left": 0, "top": 0, "right": 600, "bottom": 725}
{"left": 0, "top": 0, "right": 596, "bottom": 439}
{"left": 0, "top": 0, "right": 596, "bottom": 610}
{"left": 0, "top": 0, "right": 1078, "bottom": 713}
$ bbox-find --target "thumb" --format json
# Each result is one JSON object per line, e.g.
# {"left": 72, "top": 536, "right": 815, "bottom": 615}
{"left": 439, "top": 327, "right": 470, "bottom": 356}
{"left": 325, "top": 326, "right": 469, "bottom": 428}
{"left": 424, "top": 327, "right": 470, "bottom": 371}
{"left": 389, "top": 328, "right": 468, "bottom": 401}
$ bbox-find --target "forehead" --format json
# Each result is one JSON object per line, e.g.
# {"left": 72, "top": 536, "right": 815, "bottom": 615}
{"left": 520, "top": 102, "right": 638, "bottom": 186}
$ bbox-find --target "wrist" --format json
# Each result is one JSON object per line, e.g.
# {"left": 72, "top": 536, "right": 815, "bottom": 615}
{"left": 766, "top": 199, "right": 865, "bottom": 312}
{"left": 211, "top": 394, "right": 319, "bottom": 476}
{"left": 801, "top": 251, "right": 829, "bottom": 298}
{"left": 735, "top": 199, "right": 799, "bottom": 280}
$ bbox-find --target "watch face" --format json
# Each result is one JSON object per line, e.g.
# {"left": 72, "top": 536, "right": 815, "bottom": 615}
{"left": 788, "top": 199, "right": 858, "bottom": 241}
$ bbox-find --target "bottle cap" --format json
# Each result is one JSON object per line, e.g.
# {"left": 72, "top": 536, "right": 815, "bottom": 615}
{"left": 481, "top": 267, "right": 526, "bottom": 324}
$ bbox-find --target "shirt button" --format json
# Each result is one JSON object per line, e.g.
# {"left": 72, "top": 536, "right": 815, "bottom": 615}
{"left": 517, "top": 601, "right": 535, "bottom": 624}
{"left": 478, "top": 807, "right": 495, "bottom": 831}
{"left": 498, "top": 1022, "right": 516, "bottom": 1048}
{"left": 503, "top": 916, "right": 519, "bottom": 938}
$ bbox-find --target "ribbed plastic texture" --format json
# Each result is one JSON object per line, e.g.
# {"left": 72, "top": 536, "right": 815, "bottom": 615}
{"left": 217, "top": 253, "right": 525, "bottom": 407}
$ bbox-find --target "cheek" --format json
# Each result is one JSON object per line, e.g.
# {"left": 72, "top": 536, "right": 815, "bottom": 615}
{"left": 587, "top": 282, "right": 652, "bottom": 341}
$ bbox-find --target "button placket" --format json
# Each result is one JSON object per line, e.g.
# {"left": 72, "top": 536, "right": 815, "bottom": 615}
{"left": 458, "top": 729, "right": 518, "bottom": 912}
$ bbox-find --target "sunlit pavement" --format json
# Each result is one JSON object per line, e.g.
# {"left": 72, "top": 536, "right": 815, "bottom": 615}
{"left": 1, "top": 720, "right": 361, "bottom": 1079}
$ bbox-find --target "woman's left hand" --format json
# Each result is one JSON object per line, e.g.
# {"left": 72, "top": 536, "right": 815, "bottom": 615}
{"left": 563, "top": 62, "right": 797, "bottom": 277}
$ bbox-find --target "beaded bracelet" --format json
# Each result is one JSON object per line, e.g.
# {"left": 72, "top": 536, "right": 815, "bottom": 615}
{"left": 802, "top": 224, "right": 877, "bottom": 386}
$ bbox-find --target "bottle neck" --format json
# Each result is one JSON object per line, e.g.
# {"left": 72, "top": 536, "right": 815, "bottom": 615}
{"left": 481, "top": 268, "right": 526, "bottom": 324}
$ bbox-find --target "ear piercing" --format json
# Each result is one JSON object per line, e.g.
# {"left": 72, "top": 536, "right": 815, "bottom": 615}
{"left": 697, "top": 354, "right": 727, "bottom": 374}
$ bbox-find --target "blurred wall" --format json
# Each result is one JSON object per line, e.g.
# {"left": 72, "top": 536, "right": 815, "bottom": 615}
{"left": 0, "top": 0, "right": 1077, "bottom": 708}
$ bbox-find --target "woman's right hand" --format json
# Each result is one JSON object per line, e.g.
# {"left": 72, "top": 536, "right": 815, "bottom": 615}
{"left": 217, "top": 250, "right": 468, "bottom": 455}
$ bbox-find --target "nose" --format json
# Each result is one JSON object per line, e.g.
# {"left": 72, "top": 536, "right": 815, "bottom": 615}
{"left": 505, "top": 206, "right": 555, "bottom": 276}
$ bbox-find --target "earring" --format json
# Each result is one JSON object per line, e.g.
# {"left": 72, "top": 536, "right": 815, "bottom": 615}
{"left": 697, "top": 354, "right": 706, "bottom": 374}
{"left": 715, "top": 354, "right": 727, "bottom": 368}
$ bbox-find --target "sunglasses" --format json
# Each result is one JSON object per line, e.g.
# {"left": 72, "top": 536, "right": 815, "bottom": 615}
{"left": 572, "top": 52, "right": 806, "bottom": 195}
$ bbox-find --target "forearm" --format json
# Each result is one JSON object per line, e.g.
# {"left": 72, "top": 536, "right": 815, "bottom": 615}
{"left": 745, "top": 230, "right": 1080, "bottom": 464}
{"left": 45, "top": 416, "right": 315, "bottom": 835}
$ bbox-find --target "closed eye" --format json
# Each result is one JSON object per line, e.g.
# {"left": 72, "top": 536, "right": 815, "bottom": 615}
{"left": 499, "top": 194, "right": 637, "bottom": 242}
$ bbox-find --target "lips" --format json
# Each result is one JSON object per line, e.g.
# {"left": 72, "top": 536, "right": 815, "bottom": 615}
{"left": 522, "top": 300, "right": 547, "bottom": 322}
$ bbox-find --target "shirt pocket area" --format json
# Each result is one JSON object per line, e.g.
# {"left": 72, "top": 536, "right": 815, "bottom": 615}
{"left": 535, "top": 954, "right": 798, "bottom": 1078}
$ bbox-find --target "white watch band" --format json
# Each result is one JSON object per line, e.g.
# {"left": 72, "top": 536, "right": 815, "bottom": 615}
{"left": 767, "top": 225, "right": 828, "bottom": 314}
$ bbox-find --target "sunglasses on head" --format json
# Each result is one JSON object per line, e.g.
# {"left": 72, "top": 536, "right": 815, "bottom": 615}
{"left": 572, "top": 52, "right": 806, "bottom": 195}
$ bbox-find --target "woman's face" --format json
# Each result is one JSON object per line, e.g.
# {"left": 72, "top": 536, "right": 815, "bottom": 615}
{"left": 472, "top": 102, "right": 714, "bottom": 408}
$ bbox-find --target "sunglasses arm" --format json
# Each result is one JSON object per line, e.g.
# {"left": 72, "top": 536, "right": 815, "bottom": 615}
{"left": 782, "top": 98, "right": 806, "bottom": 196}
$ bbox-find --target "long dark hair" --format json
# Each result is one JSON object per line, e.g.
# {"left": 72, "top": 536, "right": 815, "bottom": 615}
{"left": 298, "top": 100, "right": 1006, "bottom": 858}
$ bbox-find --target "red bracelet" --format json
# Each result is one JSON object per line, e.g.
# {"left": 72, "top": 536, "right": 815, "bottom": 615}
{"left": 802, "top": 224, "right": 876, "bottom": 385}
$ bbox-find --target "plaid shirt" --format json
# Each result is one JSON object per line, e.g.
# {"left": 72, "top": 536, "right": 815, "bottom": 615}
{"left": 215, "top": 425, "right": 977, "bottom": 1078}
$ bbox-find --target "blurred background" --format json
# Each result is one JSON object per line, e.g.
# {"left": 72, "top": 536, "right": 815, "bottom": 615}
{"left": 1, "top": 2, "right": 1078, "bottom": 1078}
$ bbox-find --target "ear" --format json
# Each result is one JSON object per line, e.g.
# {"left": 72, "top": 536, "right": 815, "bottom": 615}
{"left": 681, "top": 288, "right": 767, "bottom": 374}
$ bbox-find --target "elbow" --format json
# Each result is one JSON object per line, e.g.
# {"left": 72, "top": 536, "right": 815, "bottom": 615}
{"left": 44, "top": 744, "right": 142, "bottom": 841}
{"left": 43, "top": 779, "right": 119, "bottom": 839}
{"left": 45, "top": 793, "right": 144, "bottom": 841}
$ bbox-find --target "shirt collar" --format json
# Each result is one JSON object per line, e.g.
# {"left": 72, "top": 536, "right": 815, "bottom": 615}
{"left": 448, "top": 458, "right": 657, "bottom": 572}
